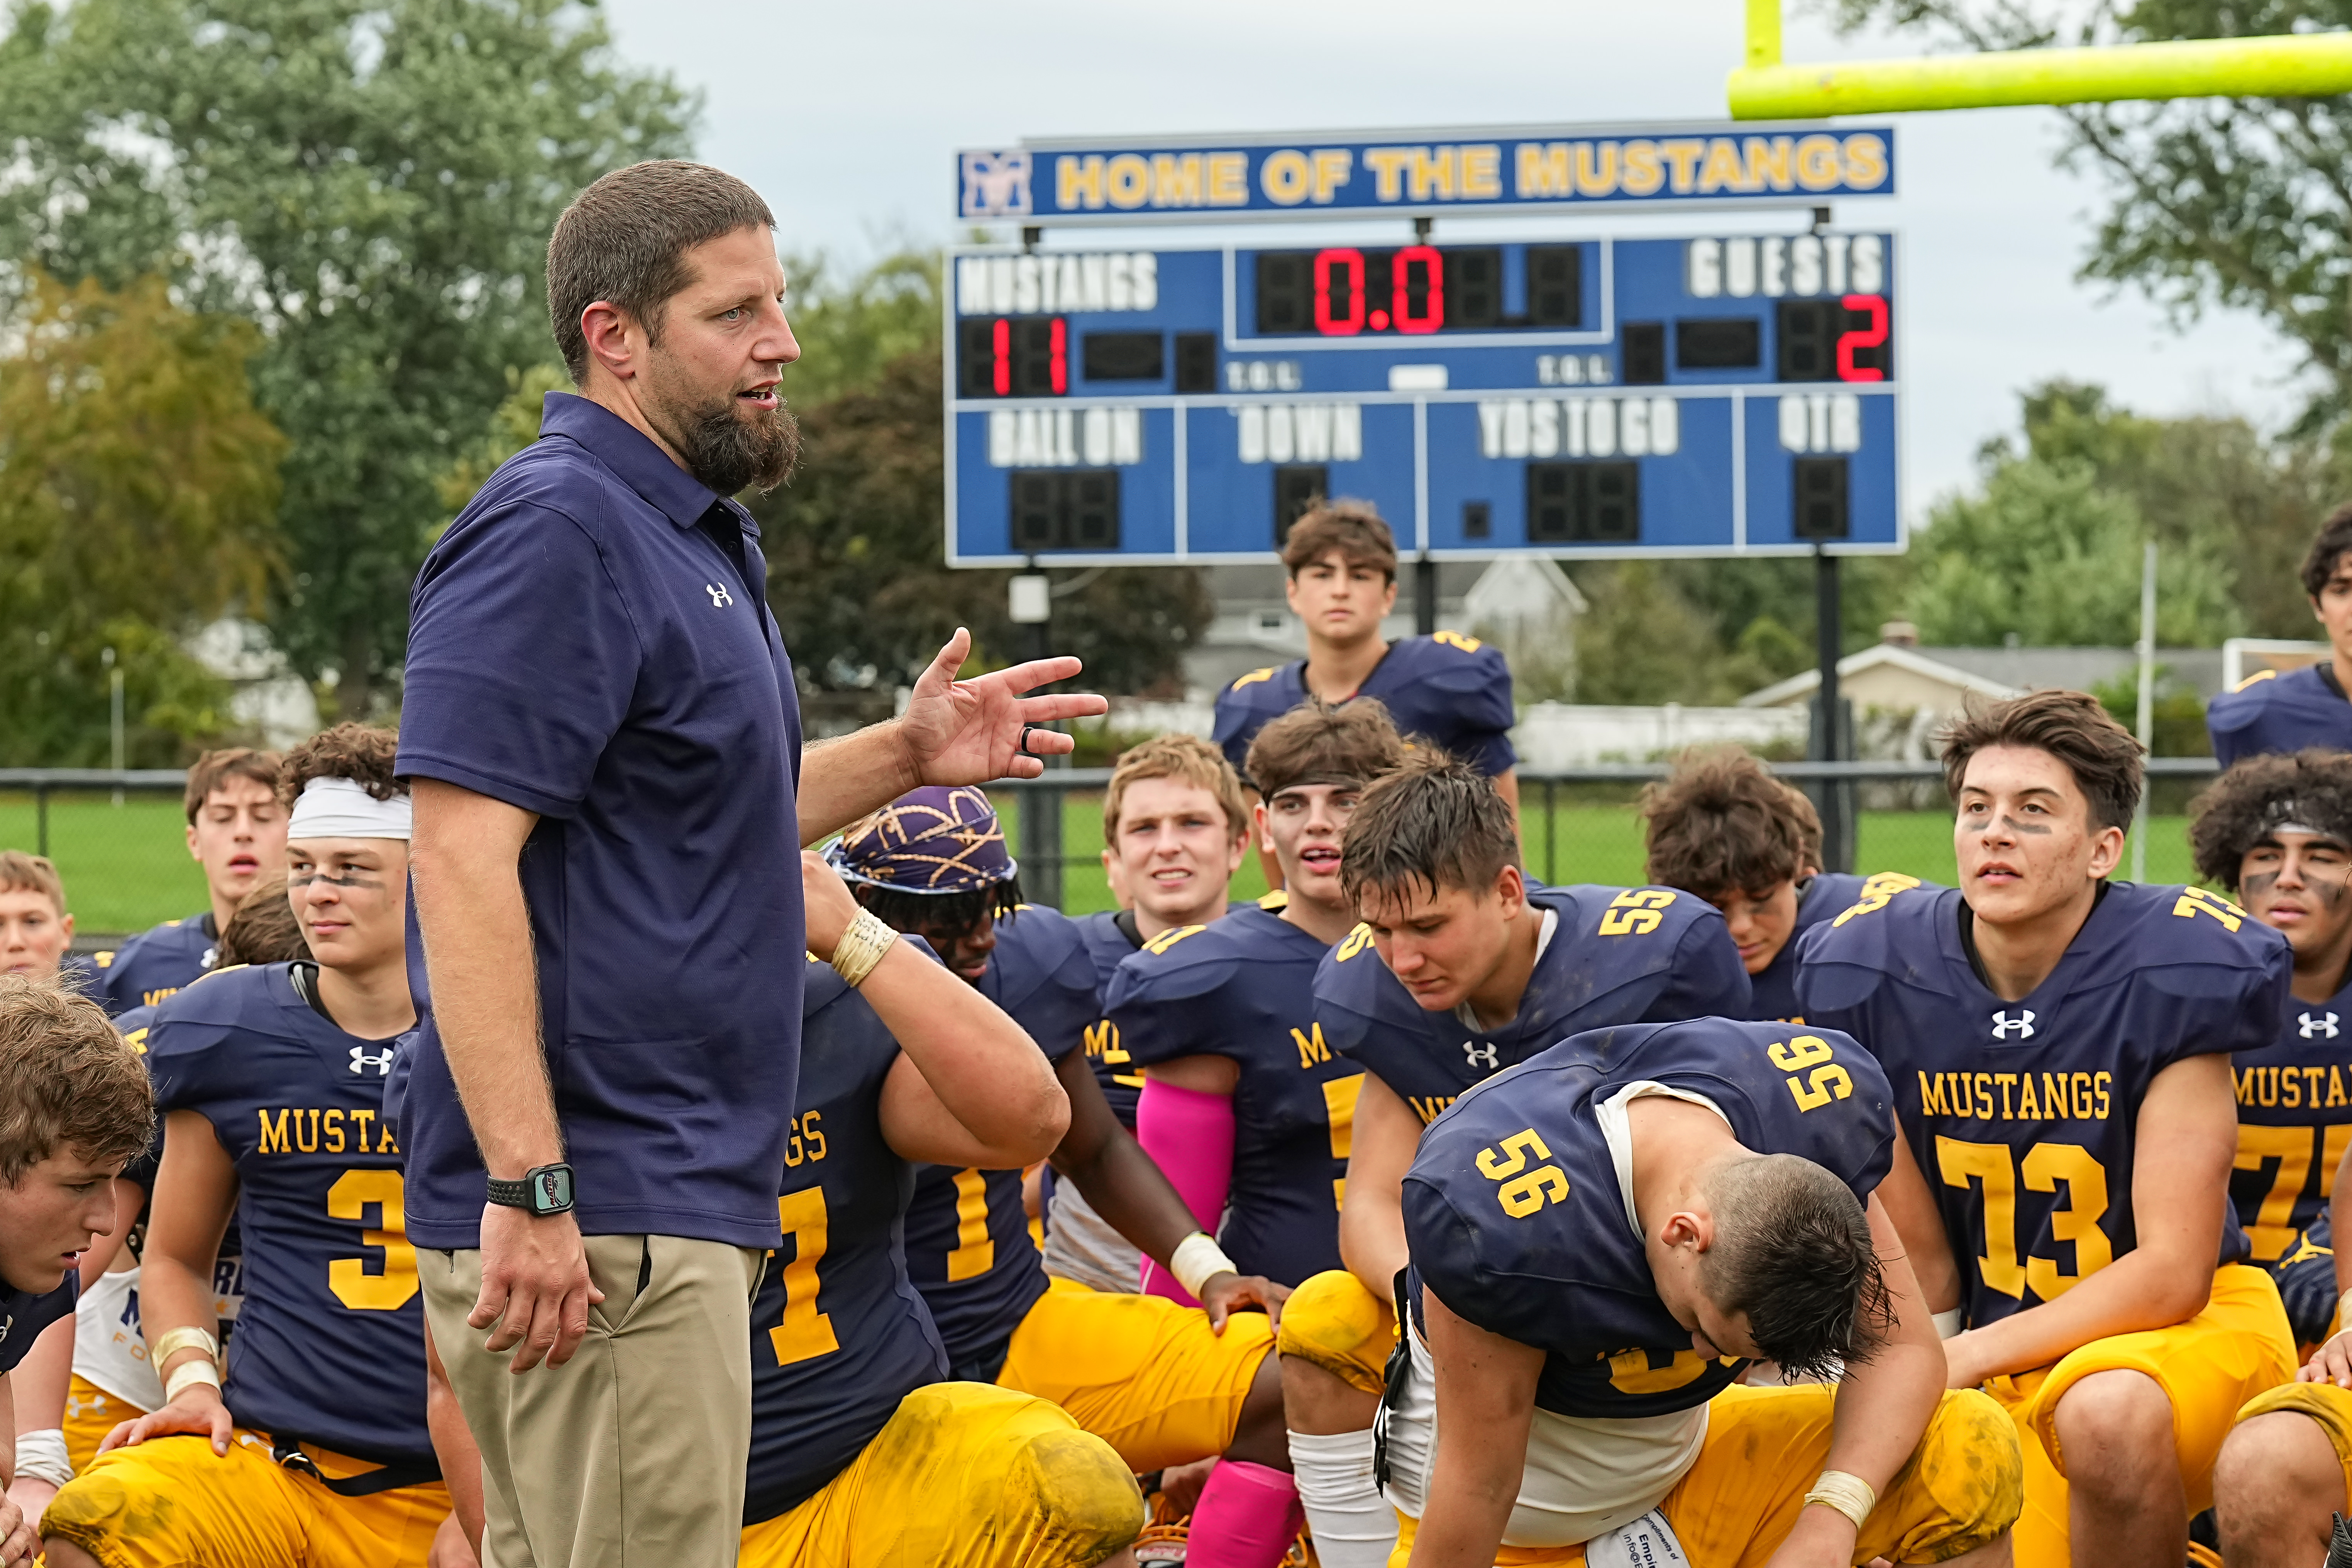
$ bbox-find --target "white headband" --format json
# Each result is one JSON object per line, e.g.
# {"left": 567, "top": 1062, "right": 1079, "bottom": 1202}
{"left": 286, "top": 776, "right": 413, "bottom": 842}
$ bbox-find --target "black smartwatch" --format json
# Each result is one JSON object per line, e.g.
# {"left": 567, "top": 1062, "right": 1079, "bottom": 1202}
{"left": 487, "top": 1163, "right": 576, "bottom": 1217}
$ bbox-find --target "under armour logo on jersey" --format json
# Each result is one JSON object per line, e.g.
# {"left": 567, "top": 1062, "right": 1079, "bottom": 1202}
{"left": 2303, "top": 1012, "right": 2343, "bottom": 1040}
{"left": 704, "top": 582, "right": 734, "bottom": 608}
{"left": 348, "top": 1046, "right": 395, "bottom": 1076}
{"left": 1989, "top": 1010, "right": 2036, "bottom": 1040}
{"left": 199, "top": 945, "right": 218, "bottom": 970}
{"left": 1463, "top": 1040, "right": 1499, "bottom": 1069}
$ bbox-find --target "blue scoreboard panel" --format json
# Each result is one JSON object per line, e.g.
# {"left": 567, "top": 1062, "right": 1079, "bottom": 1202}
{"left": 943, "top": 232, "right": 1900, "bottom": 565}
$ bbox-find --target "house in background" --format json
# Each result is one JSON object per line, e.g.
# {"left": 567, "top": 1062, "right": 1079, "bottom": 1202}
{"left": 1739, "top": 623, "right": 2228, "bottom": 757}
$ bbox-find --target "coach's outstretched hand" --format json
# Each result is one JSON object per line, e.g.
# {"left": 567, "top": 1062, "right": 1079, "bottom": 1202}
{"left": 899, "top": 627, "right": 1108, "bottom": 784}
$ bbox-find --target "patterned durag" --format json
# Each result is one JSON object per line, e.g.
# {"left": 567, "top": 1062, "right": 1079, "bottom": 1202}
{"left": 826, "top": 785, "right": 1019, "bottom": 894}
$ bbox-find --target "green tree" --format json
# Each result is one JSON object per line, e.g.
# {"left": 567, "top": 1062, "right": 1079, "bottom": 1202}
{"left": 1901, "top": 450, "right": 2243, "bottom": 645}
{"left": 1824, "top": 0, "right": 2352, "bottom": 428}
{"left": 0, "top": 0, "right": 695, "bottom": 716}
{"left": 754, "top": 349, "right": 1213, "bottom": 697}
{"left": 0, "top": 272, "right": 287, "bottom": 763}
{"left": 778, "top": 247, "right": 944, "bottom": 410}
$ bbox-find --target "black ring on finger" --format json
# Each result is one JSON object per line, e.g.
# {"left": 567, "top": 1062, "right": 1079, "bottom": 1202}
{"left": 1019, "top": 723, "right": 1043, "bottom": 757}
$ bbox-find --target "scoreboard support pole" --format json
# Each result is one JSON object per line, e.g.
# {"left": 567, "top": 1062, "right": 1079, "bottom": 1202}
{"left": 1413, "top": 557, "right": 1439, "bottom": 638}
{"left": 1811, "top": 549, "right": 1856, "bottom": 875}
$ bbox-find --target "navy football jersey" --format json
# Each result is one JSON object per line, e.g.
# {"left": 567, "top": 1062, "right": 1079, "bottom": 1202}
{"left": 1318, "top": 884, "right": 1751, "bottom": 1128}
{"left": 903, "top": 906, "right": 1098, "bottom": 1364}
{"left": 1403, "top": 1017, "right": 1893, "bottom": 1418}
{"left": 1744, "top": 872, "right": 1928, "bottom": 1023}
{"left": 2207, "top": 664, "right": 2352, "bottom": 768}
{"left": 745, "top": 962, "right": 946, "bottom": 1526}
{"left": 1797, "top": 881, "right": 2290, "bottom": 1331}
{"left": 97, "top": 911, "right": 218, "bottom": 1016}
{"left": 1074, "top": 909, "right": 1148, "bottom": 1127}
{"left": 0, "top": 1276, "right": 77, "bottom": 1376}
{"left": 2232, "top": 971, "right": 2352, "bottom": 1263}
{"left": 1212, "top": 632, "right": 1516, "bottom": 783}
{"left": 144, "top": 963, "right": 426, "bottom": 1464}
{"left": 1107, "top": 903, "right": 1358, "bottom": 1285}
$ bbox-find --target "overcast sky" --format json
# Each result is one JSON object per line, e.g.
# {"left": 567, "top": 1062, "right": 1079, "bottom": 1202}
{"left": 598, "top": 0, "right": 2300, "bottom": 521}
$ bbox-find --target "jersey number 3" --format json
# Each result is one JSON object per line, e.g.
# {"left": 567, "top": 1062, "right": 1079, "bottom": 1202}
{"left": 326, "top": 1170, "right": 418, "bottom": 1311}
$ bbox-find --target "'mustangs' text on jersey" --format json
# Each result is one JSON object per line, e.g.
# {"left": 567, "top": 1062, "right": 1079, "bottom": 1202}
{"left": 143, "top": 962, "right": 429, "bottom": 1465}
{"left": 2231, "top": 969, "right": 2352, "bottom": 1261}
{"left": 1403, "top": 1017, "right": 1892, "bottom": 1418}
{"left": 1796, "top": 880, "right": 2289, "bottom": 1330}
{"left": 1107, "top": 903, "right": 1358, "bottom": 1284}
{"left": 745, "top": 962, "right": 947, "bottom": 1526}
{"left": 903, "top": 906, "right": 1098, "bottom": 1365}
{"left": 1317, "top": 885, "right": 1750, "bottom": 1127}
{"left": 1212, "top": 632, "right": 1516, "bottom": 783}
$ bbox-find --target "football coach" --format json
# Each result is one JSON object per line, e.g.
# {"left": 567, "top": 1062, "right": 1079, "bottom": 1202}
{"left": 394, "top": 161, "right": 1103, "bottom": 1568}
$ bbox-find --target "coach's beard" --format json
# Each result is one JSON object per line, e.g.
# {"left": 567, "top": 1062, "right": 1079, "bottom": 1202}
{"left": 676, "top": 394, "right": 801, "bottom": 497}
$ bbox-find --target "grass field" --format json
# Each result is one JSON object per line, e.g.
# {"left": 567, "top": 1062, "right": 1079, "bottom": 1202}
{"left": 2, "top": 788, "right": 2209, "bottom": 937}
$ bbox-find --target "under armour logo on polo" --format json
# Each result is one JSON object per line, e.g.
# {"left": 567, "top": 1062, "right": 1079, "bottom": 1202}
{"left": 705, "top": 582, "right": 734, "bottom": 608}
{"left": 2303, "top": 1012, "right": 2342, "bottom": 1040}
{"left": 1989, "top": 1010, "right": 2036, "bottom": 1040}
{"left": 349, "top": 1046, "right": 395, "bottom": 1076}
{"left": 1463, "top": 1040, "right": 1499, "bottom": 1069}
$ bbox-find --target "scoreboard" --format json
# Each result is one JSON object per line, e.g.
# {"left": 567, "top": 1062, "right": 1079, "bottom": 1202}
{"left": 944, "top": 230, "right": 1900, "bottom": 564}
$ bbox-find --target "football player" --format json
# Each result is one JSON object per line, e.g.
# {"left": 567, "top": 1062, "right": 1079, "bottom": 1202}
{"left": 9, "top": 874, "right": 315, "bottom": 1509}
{"left": 422, "top": 852, "right": 1140, "bottom": 1568}
{"left": 41, "top": 724, "right": 453, "bottom": 1568}
{"left": 1638, "top": 747, "right": 1921, "bottom": 1022}
{"left": 2184, "top": 749, "right": 2352, "bottom": 1351}
{"left": 2208, "top": 508, "right": 2352, "bottom": 765}
{"left": 0, "top": 852, "right": 96, "bottom": 995}
{"left": 1212, "top": 502, "right": 1515, "bottom": 887}
{"left": 93, "top": 748, "right": 284, "bottom": 1014}
{"left": 1104, "top": 700, "right": 1407, "bottom": 1563}
{"left": 1277, "top": 752, "right": 1751, "bottom": 1566}
{"left": 1053, "top": 736, "right": 1254, "bottom": 1295}
{"left": 0, "top": 976, "right": 152, "bottom": 1568}
{"left": 1798, "top": 689, "right": 2300, "bottom": 1568}
{"left": 828, "top": 789, "right": 1297, "bottom": 1567}
{"left": 1391, "top": 1014, "right": 2020, "bottom": 1567}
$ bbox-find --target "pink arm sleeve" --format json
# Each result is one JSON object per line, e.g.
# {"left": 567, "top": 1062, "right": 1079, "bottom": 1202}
{"left": 1134, "top": 1076, "right": 1237, "bottom": 1306}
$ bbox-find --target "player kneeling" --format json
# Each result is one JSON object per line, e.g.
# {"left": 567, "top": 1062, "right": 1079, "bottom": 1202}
{"left": 425, "top": 854, "right": 1141, "bottom": 1568}
{"left": 1799, "top": 691, "right": 2300, "bottom": 1568}
{"left": 1392, "top": 1015, "right": 2020, "bottom": 1567}
{"left": 41, "top": 725, "right": 451, "bottom": 1568}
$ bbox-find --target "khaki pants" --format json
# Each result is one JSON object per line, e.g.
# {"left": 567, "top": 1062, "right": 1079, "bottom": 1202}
{"left": 423, "top": 1234, "right": 766, "bottom": 1568}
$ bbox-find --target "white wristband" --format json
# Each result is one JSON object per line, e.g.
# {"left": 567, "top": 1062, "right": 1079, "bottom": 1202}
{"left": 164, "top": 1359, "right": 223, "bottom": 1404}
{"left": 1932, "top": 1309, "right": 1964, "bottom": 1339}
{"left": 13, "top": 1428, "right": 70, "bottom": 1490}
{"left": 1169, "top": 1231, "right": 1240, "bottom": 1299}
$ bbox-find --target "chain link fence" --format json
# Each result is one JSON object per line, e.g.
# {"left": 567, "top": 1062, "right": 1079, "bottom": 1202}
{"left": 2, "top": 760, "right": 2227, "bottom": 943}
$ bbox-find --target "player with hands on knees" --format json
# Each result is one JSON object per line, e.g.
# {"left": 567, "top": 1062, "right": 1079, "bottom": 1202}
{"left": 1275, "top": 753, "right": 1751, "bottom": 1568}
{"left": 1798, "top": 691, "right": 2299, "bottom": 1568}
{"left": 1389, "top": 1015, "right": 2019, "bottom": 1568}
{"left": 42, "top": 725, "right": 452, "bottom": 1568}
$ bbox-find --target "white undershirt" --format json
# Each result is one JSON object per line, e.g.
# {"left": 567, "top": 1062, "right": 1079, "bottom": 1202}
{"left": 1452, "top": 907, "right": 1560, "bottom": 1033}
{"left": 1383, "top": 1080, "right": 1732, "bottom": 1547}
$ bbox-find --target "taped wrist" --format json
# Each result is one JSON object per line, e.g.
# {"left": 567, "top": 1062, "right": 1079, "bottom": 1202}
{"left": 1169, "top": 1231, "right": 1240, "bottom": 1300}
{"left": 13, "top": 1428, "right": 70, "bottom": 1489}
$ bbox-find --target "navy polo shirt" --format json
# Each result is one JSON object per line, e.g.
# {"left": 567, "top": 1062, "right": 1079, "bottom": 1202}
{"left": 396, "top": 393, "right": 805, "bottom": 1251}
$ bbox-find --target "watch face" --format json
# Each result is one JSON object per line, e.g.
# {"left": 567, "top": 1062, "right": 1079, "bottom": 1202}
{"left": 534, "top": 1167, "right": 574, "bottom": 1213}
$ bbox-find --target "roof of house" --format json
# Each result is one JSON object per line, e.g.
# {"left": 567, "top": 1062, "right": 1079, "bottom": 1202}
{"left": 1740, "top": 644, "right": 2229, "bottom": 708}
